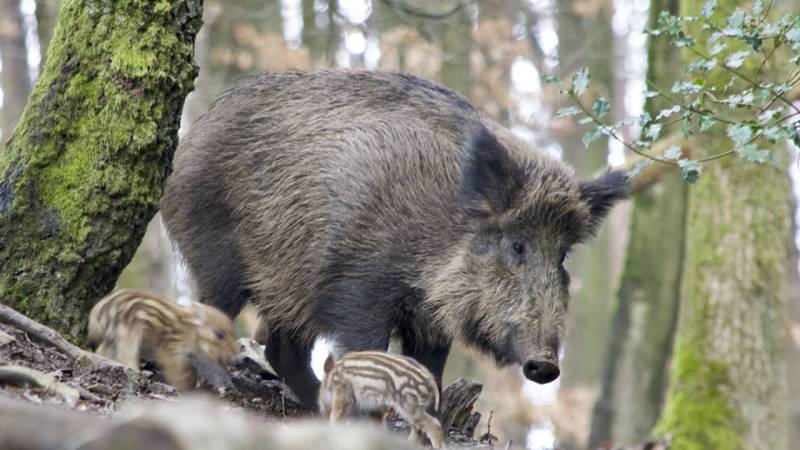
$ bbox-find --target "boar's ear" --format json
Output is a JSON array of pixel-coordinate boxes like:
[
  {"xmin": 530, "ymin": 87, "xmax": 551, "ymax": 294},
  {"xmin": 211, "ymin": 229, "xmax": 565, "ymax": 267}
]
[
  {"xmin": 323, "ymin": 354, "xmax": 335, "ymax": 375},
  {"xmin": 462, "ymin": 127, "xmax": 524, "ymax": 216},
  {"xmin": 579, "ymin": 170, "xmax": 630, "ymax": 231}
]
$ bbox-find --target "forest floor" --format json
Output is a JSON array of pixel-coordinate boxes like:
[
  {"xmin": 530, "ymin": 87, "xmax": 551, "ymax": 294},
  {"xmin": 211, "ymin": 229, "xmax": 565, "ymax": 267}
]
[{"xmin": 0, "ymin": 311, "xmax": 495, "ymax": 449}]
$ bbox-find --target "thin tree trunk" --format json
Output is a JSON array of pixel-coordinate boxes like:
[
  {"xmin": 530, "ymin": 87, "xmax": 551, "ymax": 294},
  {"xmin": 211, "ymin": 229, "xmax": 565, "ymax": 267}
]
[
  {"xmin": 35, "ymin": 0, "xmax": 60, "ymax": 61},
  {"xmin": 0, "ymin": 0, "xmax": 204, "ymax": 344},
  {"xmin": 0, "ymin": 0, "xmax": 31, "ymax": 149},
  {"xmin": 655, "ymin": 2, "xmax": 790, "ymax": 448},
  {"xmin": 587, "ymin": 0, "xmax": 685, "ymax": 446},
  {"xmin": 556, "ymin": 0, "xmax": 616, "ymax": 389}
]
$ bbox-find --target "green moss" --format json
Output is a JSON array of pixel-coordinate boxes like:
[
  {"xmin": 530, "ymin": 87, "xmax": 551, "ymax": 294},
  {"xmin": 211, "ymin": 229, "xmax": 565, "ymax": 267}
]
[
  {"xmin": 0, "ymin": 0, "xmax": 202, "ymax": 342},
  {"xmin": 655, "ymin": 342, "xmax": 744, "ymax": 450}
]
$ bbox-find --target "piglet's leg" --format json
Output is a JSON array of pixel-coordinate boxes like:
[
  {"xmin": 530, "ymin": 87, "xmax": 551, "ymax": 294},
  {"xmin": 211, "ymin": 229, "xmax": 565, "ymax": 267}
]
[
  {"xmin": 329, "ymin": 386, "xmax": 352, "ymax": 424},
  {"xmin": 412, "ymin": 410, "xmax": 445, "ymax": 449}
]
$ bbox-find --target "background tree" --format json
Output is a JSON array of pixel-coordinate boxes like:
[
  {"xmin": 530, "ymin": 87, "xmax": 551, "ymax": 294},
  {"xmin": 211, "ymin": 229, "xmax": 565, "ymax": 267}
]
[
  {"xmin": 0, "ymin": 0, "xmax": 31, "ymax": 150},
  {"xmin": 0, "ymin": 0, "xmax": 204, "ymax": 343},
  {"xmin": 588, "ymin": 0, "xmax": 687, "ymax": 445}
]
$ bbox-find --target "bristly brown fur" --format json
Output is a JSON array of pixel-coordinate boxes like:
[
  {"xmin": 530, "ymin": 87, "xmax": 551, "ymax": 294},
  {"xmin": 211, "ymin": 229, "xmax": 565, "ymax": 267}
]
[
  {"xmin": 161, "ymin": 70, "xmax": 629, "ymax": 407},
  {"xmin": 88, "ymin": 289, "xmax": 238, "ymax": 389}
]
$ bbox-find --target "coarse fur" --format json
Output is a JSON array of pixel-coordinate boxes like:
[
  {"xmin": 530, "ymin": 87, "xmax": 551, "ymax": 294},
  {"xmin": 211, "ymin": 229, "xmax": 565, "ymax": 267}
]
[
  {"xmin": 88, "ymin": 289, "xmax": 238, "ymax": 389},
  {"xmin": 319, "ymin": 351, "xmax": 444, "ymax": 448},
  {"xmin": 160, "ymin": 70, "xmax": 629, "ymax": 407}
]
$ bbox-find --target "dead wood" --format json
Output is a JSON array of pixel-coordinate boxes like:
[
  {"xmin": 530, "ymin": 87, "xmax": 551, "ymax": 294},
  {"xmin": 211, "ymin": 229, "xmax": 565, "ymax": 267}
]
[
  {"xmin": 0, "ymin": 303, "xmax": 114, "ymax": 367},
  {"xmin": 440, "ymin": 377, "xmax": 483, "ymax": 437}
]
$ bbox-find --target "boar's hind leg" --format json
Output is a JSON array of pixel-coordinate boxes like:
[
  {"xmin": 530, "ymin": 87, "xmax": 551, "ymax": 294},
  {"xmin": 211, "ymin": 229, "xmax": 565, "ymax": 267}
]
[{"xmin": 263, "ymin": 329, "xmax": 320, "ymax": 410}]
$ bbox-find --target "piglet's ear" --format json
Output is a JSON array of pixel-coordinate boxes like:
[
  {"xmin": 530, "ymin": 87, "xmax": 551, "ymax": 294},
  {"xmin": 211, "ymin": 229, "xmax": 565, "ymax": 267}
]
[
  {"xmin": 579, "ymin": 170, "xmax": 630, "ymax": 231},
  {"xmin": 323, "ymin": 354, "xmax": 335, "ymax": 375},
  {"xmin": 462, "ymin": 127, "xmax": 524, "ymax": 216}
]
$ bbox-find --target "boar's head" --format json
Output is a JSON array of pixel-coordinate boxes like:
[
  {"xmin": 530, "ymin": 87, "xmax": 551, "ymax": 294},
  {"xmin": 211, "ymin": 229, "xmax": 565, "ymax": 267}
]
[{"xmin": 427, "ymin": 128, "xmax": 628, "ymax": 384}]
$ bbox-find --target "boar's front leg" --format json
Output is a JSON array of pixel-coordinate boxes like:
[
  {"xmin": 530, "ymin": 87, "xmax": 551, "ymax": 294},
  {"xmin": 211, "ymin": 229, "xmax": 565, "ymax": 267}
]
[
  {"xmin": 398, "ymin": 323, "xmax": 451, "ymax": 393},
  {"xmin": 263, "ymin": 329, "xmax": 319, "ymax": 410}
]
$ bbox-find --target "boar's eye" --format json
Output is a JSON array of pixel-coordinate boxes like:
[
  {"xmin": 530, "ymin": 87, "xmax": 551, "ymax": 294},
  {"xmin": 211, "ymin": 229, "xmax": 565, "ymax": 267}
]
[
  {"xmin": 512, "ymin": 242, "xmax": 525, "ymax": 255},
  {"xmin": 213, "ymin": 329, "xmax": 225, "ymax": 340}
]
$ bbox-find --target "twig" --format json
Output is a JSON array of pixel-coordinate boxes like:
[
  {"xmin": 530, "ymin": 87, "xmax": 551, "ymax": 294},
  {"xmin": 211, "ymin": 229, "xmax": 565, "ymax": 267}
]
[{"xmin": 0, "ymin": 304, "xmax": 117, "ymax": 368}]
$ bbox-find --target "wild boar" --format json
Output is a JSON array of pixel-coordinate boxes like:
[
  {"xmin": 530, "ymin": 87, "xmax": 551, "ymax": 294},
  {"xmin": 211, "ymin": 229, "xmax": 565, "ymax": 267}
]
[
  {"xmin": 88, "ymin": 289, "xmax": 238, "ymax": 389},
  {"xmin": 319, "ymin": 351, "xmax": 444, "ymax": 448},
  {"xmin": 160, "ymin": 70, "xmax": 628, "ymax": 408}
]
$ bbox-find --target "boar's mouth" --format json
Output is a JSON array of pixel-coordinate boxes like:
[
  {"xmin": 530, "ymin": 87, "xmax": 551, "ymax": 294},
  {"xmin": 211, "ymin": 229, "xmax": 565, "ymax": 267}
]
[{"xmin": 459, "ymin": 316, "xmax": 521, "ymax": 366}]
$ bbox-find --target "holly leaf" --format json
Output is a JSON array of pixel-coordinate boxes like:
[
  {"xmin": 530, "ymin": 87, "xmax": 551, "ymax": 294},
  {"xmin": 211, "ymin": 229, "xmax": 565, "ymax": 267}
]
[
  {"xmin": 556, "ymin": 106, "xmax": 582, "ymax": 118},
  {"xmin": 724, "ymin": 50, "xmax": 750, "ymax": 69},
  {"xmin": 627, "ymin": 160, "xmax": 653, "ymax": 178},
  {"xmin": 644, "ymin": 123, "xmax": 663, "ymax": 141},
  {"xmin": 582, "ymin": 127, "xmax": 602, "ymax": 147},
  {"xmin": 678, "ymin": 159, "xmax": 702, "ymax": 182},
  {"xmin": 571, "ymin": 68, "xmax": 591, "ymax": 96},
  {"xmin": 664, "ymin": 145, "xmax": 683, "ymax": 160},
  {"xmin": 702, "ymin": 0, "xmax": 717, "ymax": 18},
  {"xmin": 727, "ymin": 124, "xmax": 753, "ymax": 146},
  {"xmin": 656, "ymin": 105, "xmax": 681, "ymax": 120},
  {"xmin": 699, "ymin": 115, "xmax": 717, "ymax": 131},
  {"xmin": 592, "ymin": 97, "xmax": 611, "ymax": 118},
  {"xmin": 737, "ymin": 144, "xmax": 770, "ymax": 163}
]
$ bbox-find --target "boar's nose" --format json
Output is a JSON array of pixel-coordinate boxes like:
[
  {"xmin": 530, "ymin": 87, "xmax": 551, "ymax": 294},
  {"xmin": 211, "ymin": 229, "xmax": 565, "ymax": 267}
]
[{"xmin": 523, "ymin": 360, "xmax": 560, "ymax": 384}]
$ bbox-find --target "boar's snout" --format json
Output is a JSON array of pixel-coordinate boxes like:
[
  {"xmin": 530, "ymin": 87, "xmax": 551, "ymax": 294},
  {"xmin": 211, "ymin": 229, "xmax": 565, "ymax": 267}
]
[{"xmin": 523, "ymin": 359, "xmax": 560, "ymax": 384}]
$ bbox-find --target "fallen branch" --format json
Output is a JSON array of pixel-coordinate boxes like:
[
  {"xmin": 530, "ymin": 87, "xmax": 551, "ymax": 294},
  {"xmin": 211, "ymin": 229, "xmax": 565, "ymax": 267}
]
[
  {"xmin": 0, "ymin": 303, "xmax": 120, "ymax": 368},
  {"xmin": 0, "ymin": 365, "xmax": 80, "ymax": 405}
]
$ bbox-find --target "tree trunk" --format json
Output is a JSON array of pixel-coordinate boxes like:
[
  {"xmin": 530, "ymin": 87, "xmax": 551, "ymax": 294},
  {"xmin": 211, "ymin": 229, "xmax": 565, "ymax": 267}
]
[
  {"xmin": 35, "ymin": 0, "xmax": 60, "ymax": 62},
  {"xmin": 588, "ymin": 0, "xmax": 686, "ymax": 446},
  {"xmin": 0, "ymin": 0, "xmax": 31, "ymax": 150},
  {"xmin": 556, "ymin": 0, "xmax": 616, "ymax": 389},
  {"xmin": 0, "ymin": 0, "xmax": 204, "ymax": 344},
  {"xmin": 655, "ymin": 2, "xmax": 790, "ymax": 448}
]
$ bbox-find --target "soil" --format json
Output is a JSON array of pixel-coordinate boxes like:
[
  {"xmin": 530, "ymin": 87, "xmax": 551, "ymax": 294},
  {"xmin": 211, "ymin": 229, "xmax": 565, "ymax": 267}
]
[{"xmin": 0, "ymin": 319, "xmax": 483, "ymax": 447}]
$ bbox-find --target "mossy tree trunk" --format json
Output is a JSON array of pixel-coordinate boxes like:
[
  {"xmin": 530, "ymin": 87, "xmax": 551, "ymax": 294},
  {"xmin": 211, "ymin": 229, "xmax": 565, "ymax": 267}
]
[
  {"xmin": 0, "ymin": 0, "xmax": 204, "ymax": 344},
  {"xmin": 588, "ymin": 0, "xmax": 686, "ymax": 446},
  {"xmin": 655, "ymin": 1, "xmax": 790, "ymax": 448}
]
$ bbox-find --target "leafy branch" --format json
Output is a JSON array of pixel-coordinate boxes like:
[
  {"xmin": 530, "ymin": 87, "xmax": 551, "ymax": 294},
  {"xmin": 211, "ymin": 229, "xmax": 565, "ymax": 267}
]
[{"xmin": 547, "ymin": 2, "xmax": 800, "ymax": 182}]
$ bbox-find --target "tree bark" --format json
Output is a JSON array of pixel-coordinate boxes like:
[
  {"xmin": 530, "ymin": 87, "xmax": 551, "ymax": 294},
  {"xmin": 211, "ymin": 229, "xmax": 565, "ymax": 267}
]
[
  {"xmin": 0, "ymin": 0, "xmax": 204, "ymax": 344},
  {"xmin": 588, "ymin": 0, "xmax": 685, "ymax": 446},
  {"xmin": 0, "ymin": 0, "xmax": 31, "ymax": 150},
  {"xmin": 655, "ymin": 1, "xmax": 790, "ymax": 448}
]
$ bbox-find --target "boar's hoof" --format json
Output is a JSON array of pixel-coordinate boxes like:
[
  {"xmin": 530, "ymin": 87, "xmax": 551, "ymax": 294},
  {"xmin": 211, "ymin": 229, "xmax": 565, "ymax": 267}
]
[{"xmin": 523, "ymin": 360, "xmax": 560, "ymax": 384}]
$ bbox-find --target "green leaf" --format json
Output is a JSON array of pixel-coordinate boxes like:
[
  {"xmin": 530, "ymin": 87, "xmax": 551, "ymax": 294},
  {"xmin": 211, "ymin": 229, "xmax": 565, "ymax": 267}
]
[
  {"xmin": 727, "ymin": 124, "xmax": 753, "ymax": 147},
  {"xmin": 726, "ymin": 9, "xmax": 746, "ymax": 30},
  {"xmin": 643, "ymin": 90, "xmax": 660, "ymax": 98},
  {"xmin": 752, "ymin": 0, "xmax": 763, "ymax": 15},
  {"xmin": 578, "ymin": 116, "xmax": 594, "ymax": 125},
  {"xmin": 724, "ymin": 50, "xmax": 750, "ymax": 69},
  {"xmin": 582, "ymin": 127, "xmax": 602, "ymax": 147},
  {"xmin": 555, "ymin": 106, "xmax": 582, "ymax": 118},
  {"xmin": 672, "ymin": 80, "xmax": 703, "ymax": 94},
  {"xmin": 664, "ymin": 145, "xmax": 683, "ymax": 160},
  {"xmin": 644, "ymin": 123, "xmax": 663, "ymax": 141},
  {"xmin": 762, "ymin": 125, "xmax": 794, "ymax": 142},
  {"xmin": 757, "ymin": 107, "xmax": 784, "ymax": 124},
  {"xmin": 656, "ymin": 105, "xmax": 681, "ymax": 120},
  {"xmin": 709, "ymin": 42, "xmax": 726, "ymax": 55},
  {"xmin": 544, "ymin": 75, "xmax": 560, "ymax": 85},
  {"xmin": 737, "ymin": 144, "xmax": 770, "ymax": 163},
  {"xmin": 682, "ymin": 114, "xmax": 694, "ymax": 138},
  {"xmin": 786, "ymin": 26, "xmax": 800, "ymax": 50},
  {"xmin": 702, "ymin": 0, "xmax": 717, "ymax": 18},
  {"xmin": 699, "ymin": 115, "xmax": 717, "ymax": 131},
  {"xmin": 627, "ymin": 160, "xmax": 653, "ymax": 178},
  {"xmin": 571, "ymin": 68, "xmax": 591, "ymax": 96},
  {"xmin": 678, "ymin": 159, "xmax": 702, "ymax": 182},
  {"xmin": 591, "ymin": 97, "xmax": 611, "ymax": 118}
]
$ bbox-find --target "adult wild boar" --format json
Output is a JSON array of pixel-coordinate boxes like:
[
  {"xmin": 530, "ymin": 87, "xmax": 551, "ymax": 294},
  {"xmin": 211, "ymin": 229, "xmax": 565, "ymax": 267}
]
[{"xmin": 161, "ymin": 71, "xmax": 628, "ymax": 409}]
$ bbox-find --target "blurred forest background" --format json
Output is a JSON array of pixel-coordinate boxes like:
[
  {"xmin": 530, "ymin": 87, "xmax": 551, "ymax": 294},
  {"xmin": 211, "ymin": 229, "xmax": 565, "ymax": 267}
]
[{"xmin": 1, "ymin": 0, "xmax": 798, "ymax": 449}]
